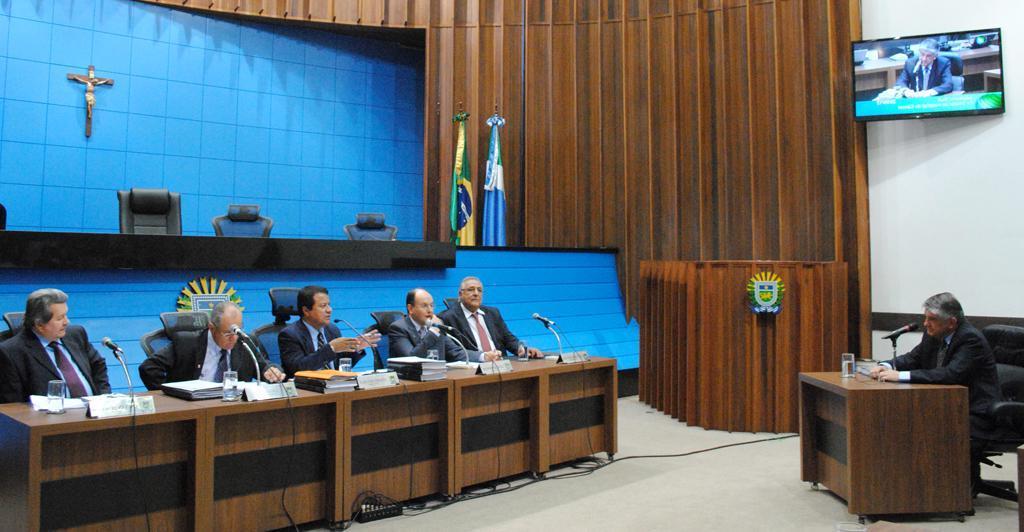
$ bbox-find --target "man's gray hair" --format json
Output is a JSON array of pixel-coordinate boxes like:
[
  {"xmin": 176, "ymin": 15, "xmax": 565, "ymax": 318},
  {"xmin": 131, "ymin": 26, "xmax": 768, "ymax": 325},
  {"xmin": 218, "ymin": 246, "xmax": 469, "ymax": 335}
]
[
  {"xmin": 209, "ymin": 301, "xmax": 240, "ymax": 328},
  {"xmin": 24, "ymin": 288, "xmax": 69, "ymax": 328},
  {"xmin": 459, "ymin": 276, "xmax": 482, "ymax": 290},
  {"xmin": 922, "ymin": 292, "xmax": 964, "ymax": 322},
  {"xmin": 918, "ymin": 38, "xmax": 940, "ymax": 55}
]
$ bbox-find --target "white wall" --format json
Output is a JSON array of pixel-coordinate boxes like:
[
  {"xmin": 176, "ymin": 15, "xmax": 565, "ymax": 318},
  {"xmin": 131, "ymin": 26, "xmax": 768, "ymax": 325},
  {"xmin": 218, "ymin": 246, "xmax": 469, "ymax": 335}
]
[{"xmin": 863, "ymin": 0, "xmax": 1024, "ymax": 357}]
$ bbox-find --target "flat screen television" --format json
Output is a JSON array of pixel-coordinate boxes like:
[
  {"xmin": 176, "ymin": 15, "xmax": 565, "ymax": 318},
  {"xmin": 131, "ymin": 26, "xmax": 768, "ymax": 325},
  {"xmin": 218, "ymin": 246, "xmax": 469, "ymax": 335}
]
[{"xmin": 852, "ymin": 28, "xmax": 1005, "ymax": 121}]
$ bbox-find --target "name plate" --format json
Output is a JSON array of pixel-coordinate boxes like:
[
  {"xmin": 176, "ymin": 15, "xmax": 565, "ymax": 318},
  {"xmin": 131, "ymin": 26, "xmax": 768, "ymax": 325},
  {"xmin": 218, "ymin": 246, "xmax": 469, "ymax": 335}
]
[
  {"xmin": 557, "ymin": 351, "xmax": 590, "ymax": 364},
  {"xmin": 86, "ymin": 395, "xmax": 156, "ymax": 418},
  {"xmin": 477, "ymin": 359, "xmax": 514, "ymax": 375},
  {"xmin": 243, "ymin": 382, "xmax": 298, "ymax": 401},
  {"xmin": 357, "ymin": 371, "xmax": 400, "ymax": 390}
]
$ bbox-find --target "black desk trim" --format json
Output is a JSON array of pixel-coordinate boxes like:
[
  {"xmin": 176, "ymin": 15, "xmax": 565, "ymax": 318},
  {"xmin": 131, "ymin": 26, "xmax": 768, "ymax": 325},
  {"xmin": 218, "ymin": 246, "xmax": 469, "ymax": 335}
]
[{"xmin": 0, "ymin": 231, "xmax": 454, "ymax": 270}]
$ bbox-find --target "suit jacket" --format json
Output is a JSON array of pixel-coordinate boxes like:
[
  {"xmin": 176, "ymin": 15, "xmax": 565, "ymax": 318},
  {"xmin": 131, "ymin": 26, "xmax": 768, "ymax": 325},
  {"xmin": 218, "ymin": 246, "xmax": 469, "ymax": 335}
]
[
  {"xmin": 278, "ymin": 320, "xmax": 366, "ymax": 376},
  {"xmin": 138, "ymin": 329, "xmax": 278, "ymax": 391},
  {"xmin": 889, "ymin": 320, "xmax": 1006, "ymax": 440},
  {"xmin": 438, "ymin": 304, "xmax": 525, "ymax": 358},
  {"xmin": 387, "ymin": 316, "xmax": 466, "ymax": 363},
  {"xmin": 896, "ymin": 55, "xmax": 953, "ymax": 95},
  {"xmin": 0, "ymin": 326, "xmax": 111, "ymax": 403}
]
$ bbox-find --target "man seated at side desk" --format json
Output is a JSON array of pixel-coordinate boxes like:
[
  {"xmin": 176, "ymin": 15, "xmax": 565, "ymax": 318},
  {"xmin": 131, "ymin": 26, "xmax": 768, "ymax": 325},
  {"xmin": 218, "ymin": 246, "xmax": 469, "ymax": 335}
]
[
  {"xmin": 388, "ymin": 288, "xmax": 468, "ymax": 362},
  {"xmin": 0, "ymin": 288, "xmax": 111, "ymax": 402},
  {"xmin": 438, "ymin": 276, "xmax": 543, "ymax": 361},
  {"xmin": 139, "ymin": 301, "xmax": 285, "ymax": 389},
  {"xmin": 278, "ymin": 285, "xmax": 380, "ymax": 376},
  {"xmin": 869, "ymin": 292, "xmax": 1016, "ymax": 487}
]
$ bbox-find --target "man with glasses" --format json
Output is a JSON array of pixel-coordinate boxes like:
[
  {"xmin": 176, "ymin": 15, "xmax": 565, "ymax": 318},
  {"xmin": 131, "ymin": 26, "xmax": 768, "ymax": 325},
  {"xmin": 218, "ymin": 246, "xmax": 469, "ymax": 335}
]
[
  {"xmin": 139, "ymin": 301, "xmax": 284, "ymax": 389},
  {"xmin": 895, "ymin": 38, "xmax": 954, "ymax": 98},
  {"xmin": 439, "ymin": 276, "xmax": 543, "ymax": 361}
]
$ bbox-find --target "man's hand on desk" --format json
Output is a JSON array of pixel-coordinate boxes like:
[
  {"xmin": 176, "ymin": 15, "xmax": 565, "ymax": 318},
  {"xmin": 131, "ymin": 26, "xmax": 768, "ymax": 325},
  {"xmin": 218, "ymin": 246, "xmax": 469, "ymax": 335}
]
[
  {"xmin": 263, "ymin": 366, "xmax": 286, "ymax": 383},
  {"xmin": 874, "ymin": 369, "xmax": 900, "ymax": 382},
  {"xmin": 482, "ymin": 350, "xmax": 503, "ymax": 362}
]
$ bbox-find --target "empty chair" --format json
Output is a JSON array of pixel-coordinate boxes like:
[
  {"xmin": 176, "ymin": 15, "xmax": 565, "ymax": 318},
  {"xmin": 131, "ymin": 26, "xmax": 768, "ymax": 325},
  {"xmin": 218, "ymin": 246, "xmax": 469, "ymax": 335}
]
[
  {"xmin": 212, "ymin": 204, "xmax": 274, "ymax": 238},
  {"xmin": 369, "ymin": 310, "xmax": 405, "ymax": 367},
  {"xmin": 117, "ymin": 188, "xmax": 182, "ymax": 235},
  {"xmin": 251, "ymin": 288, "xmax": 301, "ymax": 366},
  {"xmin": 443, "ymin": 297, "xmax": 459, "ymax": 311},
  {"xmin": 344, "ymin": 213, "xmax": 397, "ymax": 241}
]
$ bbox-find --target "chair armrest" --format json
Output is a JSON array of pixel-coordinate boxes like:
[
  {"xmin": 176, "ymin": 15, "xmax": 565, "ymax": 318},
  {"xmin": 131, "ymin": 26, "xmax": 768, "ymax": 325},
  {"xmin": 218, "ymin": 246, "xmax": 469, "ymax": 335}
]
[{"xmin": 990, "ymin": 401, "xmax": 1024, "ymax": 435}]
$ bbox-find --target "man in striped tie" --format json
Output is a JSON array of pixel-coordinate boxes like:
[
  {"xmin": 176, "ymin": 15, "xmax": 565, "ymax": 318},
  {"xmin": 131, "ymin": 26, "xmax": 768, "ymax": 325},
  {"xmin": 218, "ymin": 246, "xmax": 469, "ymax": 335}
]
[{"xmin": 0, "ymin": 288, "xmax": 111, "ymax": 403}]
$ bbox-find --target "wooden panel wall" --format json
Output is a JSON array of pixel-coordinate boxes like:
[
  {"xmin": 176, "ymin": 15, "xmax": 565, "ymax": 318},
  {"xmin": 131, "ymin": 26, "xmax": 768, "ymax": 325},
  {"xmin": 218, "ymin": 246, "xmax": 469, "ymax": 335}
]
[
  {"xmin": 137, "ymin": 0, "xmax": 869, "ymax": 351},
  {"xmin": 639, "ymin": 260, "xmax": 848, "ymax": 432}
]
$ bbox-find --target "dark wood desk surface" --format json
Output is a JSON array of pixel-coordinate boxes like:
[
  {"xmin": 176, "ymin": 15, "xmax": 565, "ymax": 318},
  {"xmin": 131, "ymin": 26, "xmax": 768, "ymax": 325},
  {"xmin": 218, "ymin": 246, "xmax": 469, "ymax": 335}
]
[
  {"xmin": 800, "ymin": 372, "xmax": 970, "ymax": 517},
  {"xmin": 0, "ymin": 358, "xmax": 617, "ymax": 531}
]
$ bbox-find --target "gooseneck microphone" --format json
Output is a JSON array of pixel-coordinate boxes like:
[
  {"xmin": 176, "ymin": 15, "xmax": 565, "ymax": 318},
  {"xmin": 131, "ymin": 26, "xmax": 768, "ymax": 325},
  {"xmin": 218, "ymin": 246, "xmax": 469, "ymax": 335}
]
[
  {"xmin": 332, "ymin": 317, "xmax": 384, "ymax": 370},
  {"xmin": 531, "ymin": 313, "xmax": 555, "ymax": 327},
  {"xmin": 882, "ymin": 322, "xmax": 919, "ymax": 340},
  {"xmin": 230, "ymin": 324, "xmax": 262, "ymax": 383},
  {"xmin": 102, "ymin": 336, "xmax": 135, "ymax": 397},
  {"xmin": 102, "ymin": 337, "xmax": 125, "ymax": 357}
]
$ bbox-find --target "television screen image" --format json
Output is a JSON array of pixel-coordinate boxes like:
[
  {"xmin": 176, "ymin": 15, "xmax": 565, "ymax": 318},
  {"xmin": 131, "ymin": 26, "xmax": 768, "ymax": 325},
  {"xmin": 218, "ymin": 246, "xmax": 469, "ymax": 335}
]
[{"xmin": 852, "ymin": 28, "xmax": 1004, "ymax": 121}]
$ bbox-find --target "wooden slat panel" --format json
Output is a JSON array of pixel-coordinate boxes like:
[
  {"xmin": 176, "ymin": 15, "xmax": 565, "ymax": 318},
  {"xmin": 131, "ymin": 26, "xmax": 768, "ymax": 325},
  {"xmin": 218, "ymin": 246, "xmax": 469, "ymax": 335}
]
[
  {"xmin": 599, "ymin": 20, "xmax": 625, "ymax": 254},
  {"xmin": 501, "ymin": 21, "xmax": 526, "ymax": 246},
  {"xmin": 575, "ymin": 21, "xmax": 603, "ymax": 246},
  {"xmin": 748, "ymin": 2, "xmax": 780, "ymax": 259},
  {"xmin": 675, "ymin": 11, "xmax": 701, "ymax": 259},
  {"xmin": 623, "ymin": 17, "xmax": 651, "ymax": 313},
  {"xmin": 525, "ymin": 22, "xmax": 552, "ymax": 245},
  {"xmin": 551, "ymin": 23, "xmax": 578, "ymax": 246},
  {"xmin": 648, "ymin": 13, "xmax": 678, "ymax": 261},
  {"xmin": 775, "ymin": 0, "xmax": 811, "ymax": 260},
  {"xmin": 802, "ymin": 0, "xmax": 836, "ymax": 261}
]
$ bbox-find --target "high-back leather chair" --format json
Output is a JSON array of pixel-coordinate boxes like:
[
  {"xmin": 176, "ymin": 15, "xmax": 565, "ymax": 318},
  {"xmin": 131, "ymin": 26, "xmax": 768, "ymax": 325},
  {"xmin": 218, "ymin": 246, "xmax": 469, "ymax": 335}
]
[
  {"xmin": 0, "ymin": 202, "xmax": 7, "ymax": 230},
  {"xmin": 251, "ymin": 288, "xmax": 301, "ymax": 366},
  {"xmin": 940, "ymin": 52, "xmax": 965, "ymax": 92},
  {"xmin": 117, "ymin": 188, "xmax": 182, "ymax": 235},
  {"xmin": 1, "ymin": 311, "xmax": 24, "ymax": 341},
  {"xmin": 369, "ymin": 310, "xmax": 405, "ymax": 367},
  {"xmin": 344, "ymin": 213, "xmax": 397, "ymax": 241},
  {"xmin": 212, "ymin": 204, "xmax": 274, "ymax": 238},
  {"xmin": 443, "ymin": 298, "xmax": 459, "ymax": 311},
  {"xmin": 975, "ymin": 324, "xmax": 1024, "ymax": 501}
]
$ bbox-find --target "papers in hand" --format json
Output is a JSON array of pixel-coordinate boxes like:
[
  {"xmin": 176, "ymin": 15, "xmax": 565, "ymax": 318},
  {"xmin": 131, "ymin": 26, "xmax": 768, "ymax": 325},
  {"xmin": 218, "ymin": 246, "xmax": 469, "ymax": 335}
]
[{"xmin": 30, "ymin": 395, "xmax": 86, "ymax": 411}]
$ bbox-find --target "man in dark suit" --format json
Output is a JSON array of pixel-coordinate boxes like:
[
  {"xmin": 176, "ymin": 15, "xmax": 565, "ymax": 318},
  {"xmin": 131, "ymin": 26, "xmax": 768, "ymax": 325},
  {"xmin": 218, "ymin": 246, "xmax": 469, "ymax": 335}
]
[
  {"xmin": 388, "ymin": 288, "xmax": 468, "ymax": 362},
  {"xmin": 438, "ymin": 276, "xmax": 543, "ymax": 361},
  {"xmin": 870, "ymin": 292, "xmax": 1014, "ymax": 489},
  {"xmin": 895, "ymin": 38, "xmax": 953, "ymax": 97},
  {"xmin": 139, "ymin": 301, "xmax": 284, "ymax": 390},
  {"xmin": 278, "ymin": 285, "xmax": 380, "ymax": 376},
  {"xmin": 0, "ymin": 288, "xmax": 111, "ymax": 402}
]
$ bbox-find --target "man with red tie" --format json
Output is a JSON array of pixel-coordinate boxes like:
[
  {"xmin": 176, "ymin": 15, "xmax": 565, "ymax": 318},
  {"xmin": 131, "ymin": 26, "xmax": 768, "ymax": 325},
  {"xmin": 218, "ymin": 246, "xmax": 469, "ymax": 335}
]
[
  {"xmin": 438, "ymin": 276, "xmax": 544, "ymax": 361},
  {"xmin": 0, "ymin": 288, "xmax": 111, "ymax": 403}
]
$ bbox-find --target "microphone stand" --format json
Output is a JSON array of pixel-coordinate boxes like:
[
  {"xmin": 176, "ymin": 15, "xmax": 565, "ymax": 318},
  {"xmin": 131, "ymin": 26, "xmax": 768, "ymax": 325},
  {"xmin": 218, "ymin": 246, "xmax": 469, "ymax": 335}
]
[
  {"xmin": 434, "ymin": 323, "xmax": 472, "ymax": 363},
  {"xmin": 541, "ymin": 322, "xmax": 564, "ymax": 358},
  {"xmin": 333, "ymin": 317, "xmax": 382, "ymax": 371}
]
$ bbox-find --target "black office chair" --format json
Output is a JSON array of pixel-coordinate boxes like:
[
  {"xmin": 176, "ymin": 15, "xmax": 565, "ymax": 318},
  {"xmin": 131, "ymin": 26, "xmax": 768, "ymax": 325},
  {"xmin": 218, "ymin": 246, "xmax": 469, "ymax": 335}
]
[
  {"xmin": 1, "ymin": 311, "xmax": 24, "ymax": 341},
  {"xmin": 370, "ymin": 311, "xmax": 405, "ymax": 367},
  {"xmin": 443, "ymin": 298, "xmax": 459, "ymax": 311},
  {"xmin": 140, "ymin": 328, "xmax": 171, "ymax": 359},
  {"xmin": 344, "ymin": 213, "xmax": 397, "ymax": 241},
  {"xmin": 940, "ymin": 52, "xmax": 965, "ymax": 92},
  {"xmin": 212, "ymin": 204, "xmax": 274, "ymax": 238},
  {"xmin": 160, "ymin": 310, "xmax": 209, "ymax": 334},
  {"xmin": 117, "ymin": 188, "xmax": 182, "ymax": 235},
  {"xmin": 975, "ymin": 325, "xmax": 1024, "ymax": 501},
  {"xmin": 0, "ymin": 202, "xmax": 7, "ymax": 230},
  {"xmin": 251, "ymin": 287, "xmax": 301, "ymax": 367}
]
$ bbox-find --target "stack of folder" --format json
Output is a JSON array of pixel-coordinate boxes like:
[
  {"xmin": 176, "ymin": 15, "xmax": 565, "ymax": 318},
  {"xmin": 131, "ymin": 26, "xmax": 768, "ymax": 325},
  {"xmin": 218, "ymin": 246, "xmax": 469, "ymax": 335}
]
[
  {"xmin": 293, "ymin": 369, "xmax": 359, "ymax": 393},
  {"xmin": 161, "ymin": 379, "xmax": 224, "ymax": 400},
  {"xmin": 387, "ymin": 356, "xmax": 448, "ymax": 381}
]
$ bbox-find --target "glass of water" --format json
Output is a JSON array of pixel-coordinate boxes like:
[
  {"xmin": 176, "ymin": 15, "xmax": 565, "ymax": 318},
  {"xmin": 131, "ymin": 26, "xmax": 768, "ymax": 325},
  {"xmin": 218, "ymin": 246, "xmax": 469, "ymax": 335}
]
[
  {"xmin": 47, "ymin": 380, "xmax": 66, "ymax": 414},
  {"xmin": 222, "ymin": 371, "xmax": 241, "ymax": 401},
  {"xmin": 339, "ymin": 357, "xmax": 353, "ymax": 372},
  {"xmin": 841, "ymin": 353, "xmax": 856, "ymax": 378},
  {"xmin": 426, "ymin": 350, "xmax": 440, "ymax": 361}
]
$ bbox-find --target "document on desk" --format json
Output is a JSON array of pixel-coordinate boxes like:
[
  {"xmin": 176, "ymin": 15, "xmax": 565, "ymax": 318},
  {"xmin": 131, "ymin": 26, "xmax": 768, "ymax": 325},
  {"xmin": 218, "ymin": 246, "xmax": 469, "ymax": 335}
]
[
  {"xmin": 446, "ymin": 361, "xmax": 480, "ymax": 371},
  {"xmin": 30, "ymin": 395, "xmax": 86, "ymax": 410}
]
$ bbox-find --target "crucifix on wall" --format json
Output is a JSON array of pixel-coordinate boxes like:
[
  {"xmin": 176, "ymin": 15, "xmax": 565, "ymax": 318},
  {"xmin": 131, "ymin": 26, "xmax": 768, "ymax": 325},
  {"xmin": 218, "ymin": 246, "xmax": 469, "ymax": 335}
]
[{"xmin": 66, "ymin": 65, "xmax": 115, "ymax": 137}]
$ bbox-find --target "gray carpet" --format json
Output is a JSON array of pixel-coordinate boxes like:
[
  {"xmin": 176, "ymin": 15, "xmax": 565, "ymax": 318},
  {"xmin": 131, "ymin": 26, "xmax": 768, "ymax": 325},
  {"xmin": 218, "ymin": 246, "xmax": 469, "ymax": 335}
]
[{"xmin": 327, "ymin": 397, "xmax": 1018, "ymax": 531}]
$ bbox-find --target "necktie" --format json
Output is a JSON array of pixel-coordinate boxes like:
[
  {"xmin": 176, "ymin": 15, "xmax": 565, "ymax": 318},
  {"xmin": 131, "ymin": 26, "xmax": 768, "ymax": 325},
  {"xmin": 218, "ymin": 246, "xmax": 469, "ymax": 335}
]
[
  {"xmin": 472, "ymin": 313, "xmax": 494, "ymax": 352},
  {"xmin": 213, "ymin": 348, "xmax": 228, "ymax": 382},
  {"xmin": 935, "ymin": 343, "xmax": 949, "ymax": 368},
  {"xmin": 50, "ymin": 342, "xmax": 87, "ymax": 398},
  {"xmin": 317, "ymin": 330, "xmax": 326, "ymax": 351}
]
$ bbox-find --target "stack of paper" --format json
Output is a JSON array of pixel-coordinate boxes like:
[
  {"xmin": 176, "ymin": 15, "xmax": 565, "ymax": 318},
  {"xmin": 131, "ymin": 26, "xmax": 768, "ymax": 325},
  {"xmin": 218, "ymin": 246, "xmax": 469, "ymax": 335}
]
[{"xmin": 388, "ymin": 356, "xmax": 448, "ymax": 381}]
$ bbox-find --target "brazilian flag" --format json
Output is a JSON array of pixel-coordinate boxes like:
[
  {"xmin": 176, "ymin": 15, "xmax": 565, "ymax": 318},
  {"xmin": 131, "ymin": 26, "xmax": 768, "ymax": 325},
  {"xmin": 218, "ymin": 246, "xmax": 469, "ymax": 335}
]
[{"xmin": 450, "ymin": 111, "xmax": 475, "ymax": 245}]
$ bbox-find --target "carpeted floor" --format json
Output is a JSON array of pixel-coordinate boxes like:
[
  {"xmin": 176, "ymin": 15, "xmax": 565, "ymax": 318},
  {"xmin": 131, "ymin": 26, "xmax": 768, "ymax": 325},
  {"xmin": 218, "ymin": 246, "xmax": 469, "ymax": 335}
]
[{"xmin": 316, "ymin": 397, "xmax": 1018, "ymax": 531}]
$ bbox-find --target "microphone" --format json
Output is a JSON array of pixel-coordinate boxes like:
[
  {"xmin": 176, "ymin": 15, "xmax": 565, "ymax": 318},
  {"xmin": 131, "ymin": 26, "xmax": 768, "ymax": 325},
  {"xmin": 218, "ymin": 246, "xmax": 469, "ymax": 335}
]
[
  {"xmin": 532, "ymin": 313, "xmax": 555, "ymax": 327},
  {"xmin": 101, "ymin": 336, "xmax": 124, "ymax": 357},
  {"xmin": 229, "ymin": 324, "xmax": 262, "ymax": 383},
  {"xmin": 432, "ymin": 322, "xmax": 457, "ymax": 333},
  {"xmin": 913, "ymin": 58, "xmax": 923, "ymax": 91},
  {"xmin": 333, "ymin": 317, "xmax": 383, "ymax": 370},
  {"xmin": 230, "ymin": 324, "xmax": 253, "ymax": 341},
  {"xmin": 882, "ymin": 322, "xmax": 919, "ymax": 340}
]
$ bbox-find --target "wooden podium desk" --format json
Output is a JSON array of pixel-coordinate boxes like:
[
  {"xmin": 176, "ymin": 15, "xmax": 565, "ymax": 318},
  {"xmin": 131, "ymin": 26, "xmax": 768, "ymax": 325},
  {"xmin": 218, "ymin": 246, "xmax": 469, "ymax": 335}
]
[
  {"xmin": 799, "ymin": 373, "xmax": 971, "ymax": 519},
  {"xmin": 0, "ymin": 359, "xmax": 616, "ymax": 531},
  {"xmin": 448, "ymin": 358, "xmax": 617, "ymax": 492}
]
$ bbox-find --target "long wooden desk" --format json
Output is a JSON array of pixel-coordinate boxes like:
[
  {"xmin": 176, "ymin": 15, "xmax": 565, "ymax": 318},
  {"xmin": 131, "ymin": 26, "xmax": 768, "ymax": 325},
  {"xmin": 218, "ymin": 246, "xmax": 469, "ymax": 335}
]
[
  {"xmin": 0, "ymin": 358, "xmax": 616, "ymax": 531},
  {"xmin": 799, "ymin": 372, "xmax": 971, "ymax": 519}
]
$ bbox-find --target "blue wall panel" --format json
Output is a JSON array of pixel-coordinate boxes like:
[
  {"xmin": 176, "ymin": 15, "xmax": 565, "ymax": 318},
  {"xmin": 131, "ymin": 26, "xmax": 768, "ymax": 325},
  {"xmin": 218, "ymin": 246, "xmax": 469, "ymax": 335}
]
[
  {"xmin": 0, "ymin": 250, "xmax": 639, "ymax": 393},
  {"xmin": 0, "ymin": 0, "xmax": 424, "ymax": 240}
]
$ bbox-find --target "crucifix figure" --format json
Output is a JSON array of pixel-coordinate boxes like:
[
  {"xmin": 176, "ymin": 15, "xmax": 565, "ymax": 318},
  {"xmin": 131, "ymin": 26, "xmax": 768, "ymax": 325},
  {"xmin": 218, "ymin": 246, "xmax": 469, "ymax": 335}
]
[{"xmin": 66, "ymin": 65, "xmax": 115, "ymax": 137}]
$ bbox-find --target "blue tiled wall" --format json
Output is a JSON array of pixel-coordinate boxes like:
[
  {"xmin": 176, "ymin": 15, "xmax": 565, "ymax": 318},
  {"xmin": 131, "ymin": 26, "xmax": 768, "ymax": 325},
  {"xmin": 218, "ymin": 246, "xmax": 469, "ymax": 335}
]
[
  {"xmin": 0, "ymin": 0, "xmax": 424, "ymax": 239},
  {"xmin": 0, "ymin": 249, "xmax": 639, "ymax": 393}
]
